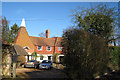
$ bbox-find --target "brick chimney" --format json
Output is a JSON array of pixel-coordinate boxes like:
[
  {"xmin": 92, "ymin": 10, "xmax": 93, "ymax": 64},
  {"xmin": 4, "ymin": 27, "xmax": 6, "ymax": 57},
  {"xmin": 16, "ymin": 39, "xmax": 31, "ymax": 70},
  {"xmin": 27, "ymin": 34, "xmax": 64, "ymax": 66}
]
[{"xmin": 46, "ymin": 30, "xmax": 50, "ymax": 38}]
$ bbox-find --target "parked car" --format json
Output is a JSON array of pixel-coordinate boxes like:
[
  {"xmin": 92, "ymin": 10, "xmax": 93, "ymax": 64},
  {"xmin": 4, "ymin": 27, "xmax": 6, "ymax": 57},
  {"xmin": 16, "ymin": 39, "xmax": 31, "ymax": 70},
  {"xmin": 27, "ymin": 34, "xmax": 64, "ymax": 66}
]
[
  {"xmin": 39, "ymin": 60, "xmax": 52, "ymax": 70},
  {"xmin": 24, "ymin": 60, "xmax": 40, "ymax": 68}
]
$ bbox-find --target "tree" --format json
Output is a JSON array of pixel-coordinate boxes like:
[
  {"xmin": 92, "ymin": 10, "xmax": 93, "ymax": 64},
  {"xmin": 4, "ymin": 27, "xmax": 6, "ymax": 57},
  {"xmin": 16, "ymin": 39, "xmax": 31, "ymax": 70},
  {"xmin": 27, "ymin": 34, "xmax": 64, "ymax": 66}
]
[
  {"xmin": 62, "ymin": 28, "xmax": 109, "ymax": 79},
  {"xmin": 2, "ymin": 16, "xmax": 10, "ymax": 42},
  {"xmin": 38, "ymin": 32, "xmax": 46, "ymax": 37},
  {"xmin": 72, "ymin": 4, "xmax": 119, "ymax": 45},
  {"xmin": 0, "ymin": 16, "xmax": 2, "ymax": 38},
  {"xmin": 2, "ymin": 17, "xmax": 20, "ymax": 43},
  {"xmin": 9, "ymin": 23, "xmax": 20, "ymax": 43}
]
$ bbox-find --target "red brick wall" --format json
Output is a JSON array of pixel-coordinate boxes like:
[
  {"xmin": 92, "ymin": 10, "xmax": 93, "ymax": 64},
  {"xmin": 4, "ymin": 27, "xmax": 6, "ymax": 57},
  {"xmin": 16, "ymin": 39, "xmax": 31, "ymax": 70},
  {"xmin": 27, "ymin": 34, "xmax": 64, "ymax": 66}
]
[
  {"xmin": 54, "ymin": 47, "xmax": 62, "ymax": 54},
  {"xmin": 35, "ymin": 46, "xmax": 53, "ymax": 54},
  {"xmin": 35, "ymin": 46, "xmax": 62, "ymax": 54}
]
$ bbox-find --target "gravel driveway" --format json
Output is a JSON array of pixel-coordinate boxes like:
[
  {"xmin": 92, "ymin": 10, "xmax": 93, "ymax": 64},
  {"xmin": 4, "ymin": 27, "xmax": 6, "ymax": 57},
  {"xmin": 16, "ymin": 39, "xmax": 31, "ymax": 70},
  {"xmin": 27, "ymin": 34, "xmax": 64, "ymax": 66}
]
[{"xmin": 16, "ymin": 67, "xmax": 67, "ymax": 78}]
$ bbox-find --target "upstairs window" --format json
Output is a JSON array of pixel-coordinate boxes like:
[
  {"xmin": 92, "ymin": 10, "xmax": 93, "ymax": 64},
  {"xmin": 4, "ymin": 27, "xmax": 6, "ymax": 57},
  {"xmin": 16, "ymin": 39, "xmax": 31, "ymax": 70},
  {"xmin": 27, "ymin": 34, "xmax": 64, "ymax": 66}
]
[
  {"xmin": 37, "ymin": 46, "xmax": 42, "ymax": 50},
  {"xmin": 58, "ymin": 47, "xmax": 62, "ymax": 51},
  {"xmin": 47, "ymin": 46, "xmax": 51, "ymax": 51}
]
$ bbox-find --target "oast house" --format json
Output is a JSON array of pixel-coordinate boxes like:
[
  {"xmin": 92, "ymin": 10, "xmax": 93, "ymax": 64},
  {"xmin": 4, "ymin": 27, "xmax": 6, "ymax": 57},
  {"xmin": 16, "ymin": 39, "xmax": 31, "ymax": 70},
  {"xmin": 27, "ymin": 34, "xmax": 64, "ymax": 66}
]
[{"xmin": 14, "ymin": 18, "xmax": 64, "ymax": 63}]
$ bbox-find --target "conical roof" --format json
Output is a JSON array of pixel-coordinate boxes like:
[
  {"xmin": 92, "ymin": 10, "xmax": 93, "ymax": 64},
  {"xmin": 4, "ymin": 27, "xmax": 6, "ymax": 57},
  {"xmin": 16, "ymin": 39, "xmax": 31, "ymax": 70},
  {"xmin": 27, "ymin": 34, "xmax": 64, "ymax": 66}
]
[
  {"xmin": 20, "ymin": 18, "xmax": 25, "ymax": 27},
  {"xmin": 14, "ymin": 18, "xmax": 35, "ymax": 54}
]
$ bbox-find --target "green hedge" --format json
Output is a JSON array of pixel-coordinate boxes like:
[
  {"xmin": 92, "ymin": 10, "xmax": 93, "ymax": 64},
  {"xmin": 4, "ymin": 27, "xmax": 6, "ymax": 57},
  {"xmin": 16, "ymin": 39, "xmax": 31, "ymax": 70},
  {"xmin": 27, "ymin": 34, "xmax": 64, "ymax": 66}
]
[
  {"xmin": 109, "ymin": 46, "xmax": 120, "ymax": 70},
  {"xmin": 62, "ymin": 29, "xmax": 109, "ymax": 79}
]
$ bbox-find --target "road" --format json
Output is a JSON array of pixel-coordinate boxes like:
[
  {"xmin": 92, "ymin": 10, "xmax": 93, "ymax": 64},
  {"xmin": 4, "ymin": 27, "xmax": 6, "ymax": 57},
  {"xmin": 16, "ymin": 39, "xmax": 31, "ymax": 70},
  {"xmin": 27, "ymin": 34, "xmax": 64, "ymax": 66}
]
[{"xmin": 16, "ymin": 67, "xmax": 67, "ymax": 78}]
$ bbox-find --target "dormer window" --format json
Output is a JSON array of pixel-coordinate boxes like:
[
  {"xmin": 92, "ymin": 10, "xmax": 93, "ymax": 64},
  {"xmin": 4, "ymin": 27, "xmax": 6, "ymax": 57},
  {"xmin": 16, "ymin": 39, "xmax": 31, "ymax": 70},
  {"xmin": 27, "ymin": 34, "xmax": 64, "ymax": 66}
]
[
  {"xmin": 37, "ymin": 46, "xmax": 42, "ymax": 50},
  {"xmin": 24, "ymin": 46, "xmax": 30, "ymax": 50},
  {"xmin": 47, "ymin": 46, "xmax": 51, "ymax": 51}
]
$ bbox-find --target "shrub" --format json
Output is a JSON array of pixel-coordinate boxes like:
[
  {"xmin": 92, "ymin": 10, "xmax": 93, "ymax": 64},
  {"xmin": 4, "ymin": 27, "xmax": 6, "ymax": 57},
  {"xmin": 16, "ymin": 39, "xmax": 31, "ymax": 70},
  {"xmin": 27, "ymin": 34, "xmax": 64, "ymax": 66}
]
[
  {"xmin": 109, "ymin": 46, "xmax": 120, "ymax": 70},
  {"xmin": 62, "ymin": 29, "xmax": 109, "ymax": 80},
  {"xmin": 53, "ymin": 53, "xmax": 59, "ymax": 63},
  {"xmin": 17, "ymin": 55, "xmax": 26, "ymax": 67},
  {"xmin": 32, "ymin": 52, "xmax": 37, "ymax": 60}
]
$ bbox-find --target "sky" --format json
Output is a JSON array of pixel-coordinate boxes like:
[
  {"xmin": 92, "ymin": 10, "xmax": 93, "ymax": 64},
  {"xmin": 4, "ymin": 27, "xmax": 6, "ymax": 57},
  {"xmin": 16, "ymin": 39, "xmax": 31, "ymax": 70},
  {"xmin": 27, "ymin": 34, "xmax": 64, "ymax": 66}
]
[{"xmin": 2, "ymin": 2, "xmax": 118, "ymax": 37}]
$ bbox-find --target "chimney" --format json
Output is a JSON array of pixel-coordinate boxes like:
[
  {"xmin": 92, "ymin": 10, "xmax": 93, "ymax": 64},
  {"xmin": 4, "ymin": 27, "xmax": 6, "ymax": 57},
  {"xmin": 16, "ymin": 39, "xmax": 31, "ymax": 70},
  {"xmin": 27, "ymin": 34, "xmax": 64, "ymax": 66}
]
[{"xmin": 46, "ymin": 30, "xmax": 50, "ymax": 38}]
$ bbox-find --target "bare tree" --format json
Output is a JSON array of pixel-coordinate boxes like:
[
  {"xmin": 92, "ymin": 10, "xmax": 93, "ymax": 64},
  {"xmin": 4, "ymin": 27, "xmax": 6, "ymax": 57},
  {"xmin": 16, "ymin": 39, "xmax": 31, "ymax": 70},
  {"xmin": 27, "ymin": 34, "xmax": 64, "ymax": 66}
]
[{"xmin": 38, "ymin": 32, "xmax": 46, "ymax": 37}]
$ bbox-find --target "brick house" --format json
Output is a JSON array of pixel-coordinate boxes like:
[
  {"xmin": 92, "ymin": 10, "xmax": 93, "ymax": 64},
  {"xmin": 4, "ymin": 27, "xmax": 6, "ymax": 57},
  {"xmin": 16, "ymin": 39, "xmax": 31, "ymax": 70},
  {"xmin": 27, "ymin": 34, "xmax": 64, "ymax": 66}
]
[{"xmin": 14, "ymin": 18, "xmax": 64, "ymax": 62}]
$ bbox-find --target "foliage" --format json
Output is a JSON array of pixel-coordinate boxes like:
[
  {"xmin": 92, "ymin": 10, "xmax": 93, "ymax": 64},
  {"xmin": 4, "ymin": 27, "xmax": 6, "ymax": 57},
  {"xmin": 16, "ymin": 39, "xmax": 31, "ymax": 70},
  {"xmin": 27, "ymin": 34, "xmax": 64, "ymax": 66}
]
[
  {"xmin": 2, "ymin": 16, "xmax": 10, "ymax": 42},
  {"xmin": 9, "ymin": 23, "xmax": 20, "ymax": 43},
  {"xmin": 53, "ymin": 53, "xmax": 60, "ymax": 63},
  {"xmin": 32, "ymin": 52, "xmax": 45, "ymax": 61},
  {"xmin": 17, "ymin": 55, "xmax": 26, "ymax": 67},
  {"xmin": 62, "ymin": 28, "xmax": 109, "ymax": 79},
  {"xmin": 109, "ymin": 46, "xmax": 120, "ymax": 70},
  {"xmin": 32, "ymin": 52, "xmax": 37, "ymax": 60},
  {"xmin": 2, "ymin": 17, "xmax": 20, "ymax": 43},
  {"xmin": 72, "ymin": 4, "xmax": 119, "ymax": 45},
  {"xmin": 1, "ymin": 17, "xmax": 20, "ymax": 77},
  {"xmin": 39, "ymin": 54, "xmax": 44, "ymax": 58}
]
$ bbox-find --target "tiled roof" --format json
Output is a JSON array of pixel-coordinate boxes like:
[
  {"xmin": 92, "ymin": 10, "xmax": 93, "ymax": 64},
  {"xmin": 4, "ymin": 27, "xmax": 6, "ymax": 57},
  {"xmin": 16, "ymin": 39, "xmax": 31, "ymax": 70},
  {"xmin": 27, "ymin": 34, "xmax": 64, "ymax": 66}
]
[
  {"xmin": 14, "ymin": 27, "xmax": 35, "ymax": 50},
  {"xmin": 14, "ymin": 44, "xmax": 28, "ymax": 55},
  {"xmin": 54, "ymin": 37, "xmax": 63, "ymax": 47},
  {"xmin": 29, "ymin": 36, "xmax": 63, "ymax": 47}
]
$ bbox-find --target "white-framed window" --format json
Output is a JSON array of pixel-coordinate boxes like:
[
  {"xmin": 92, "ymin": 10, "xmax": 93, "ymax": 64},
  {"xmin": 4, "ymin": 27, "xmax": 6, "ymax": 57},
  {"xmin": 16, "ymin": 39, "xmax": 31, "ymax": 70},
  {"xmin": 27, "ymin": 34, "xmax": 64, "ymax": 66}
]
[
  {"xmin": 37, "ymin": 46, "xmax": 42, "ymax": 50},
  {"xmin": 58, "ymin": 47, "xmax": 62, "ymax": 51},
  {"xmin": 31, "ymin": 55, "xmax": 35, "ymax": 60},
  {"xmin": 40, "ymin": 56, "xmax": 43, "ymax": 60},
  {"xmin": 47, "ymin": 46, "xmax": 51, "ymax": 51},
  {"xmin": 24, "ymin": 46, "xmax": 30, "ymax": 50}
]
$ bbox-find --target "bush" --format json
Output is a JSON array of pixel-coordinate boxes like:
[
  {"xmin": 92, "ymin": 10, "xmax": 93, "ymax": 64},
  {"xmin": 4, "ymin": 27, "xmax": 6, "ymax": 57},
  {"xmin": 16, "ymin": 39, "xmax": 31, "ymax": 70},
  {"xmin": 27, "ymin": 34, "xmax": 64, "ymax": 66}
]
[
  {"xmin": 53, "ymin": 53, "xmax": 59, "ymax": 63},
  {"xmin": 108, "ymin": 46, "xmax": 120, "ymax": 70},
  {"xmin": 32, "ymin": 52, "xmax": 37, "ymax": 60},
  {"xmin": 62, "ymin": 29, "xmax": 109, "ymax": 80},
  {"xmin": 17, "ymin": 55, "xmax": 26, "ymax": 67}
]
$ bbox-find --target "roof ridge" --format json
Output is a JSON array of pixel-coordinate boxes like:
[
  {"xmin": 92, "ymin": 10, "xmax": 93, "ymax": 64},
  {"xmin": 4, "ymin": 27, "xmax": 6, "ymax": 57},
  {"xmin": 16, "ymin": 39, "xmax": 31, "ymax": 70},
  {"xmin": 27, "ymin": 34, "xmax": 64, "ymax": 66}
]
[{"xmin": 29, "ymin": 36, "xmax": 45, "ymax": 38}]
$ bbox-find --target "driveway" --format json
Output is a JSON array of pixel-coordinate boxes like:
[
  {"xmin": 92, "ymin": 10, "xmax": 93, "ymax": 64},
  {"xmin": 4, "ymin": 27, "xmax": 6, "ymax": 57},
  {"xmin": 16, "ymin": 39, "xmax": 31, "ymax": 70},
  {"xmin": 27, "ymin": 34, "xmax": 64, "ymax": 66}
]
[{"xmin": 16, "ymin": 67, "xmax": 67, "ymax": 78}]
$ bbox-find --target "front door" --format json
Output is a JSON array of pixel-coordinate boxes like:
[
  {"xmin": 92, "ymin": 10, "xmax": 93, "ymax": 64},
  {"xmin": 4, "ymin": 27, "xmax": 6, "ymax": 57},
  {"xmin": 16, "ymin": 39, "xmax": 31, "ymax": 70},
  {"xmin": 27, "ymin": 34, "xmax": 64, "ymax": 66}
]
[{"xmin": 48, "ymin": 56, "xmax": 51, "ymax": 61}]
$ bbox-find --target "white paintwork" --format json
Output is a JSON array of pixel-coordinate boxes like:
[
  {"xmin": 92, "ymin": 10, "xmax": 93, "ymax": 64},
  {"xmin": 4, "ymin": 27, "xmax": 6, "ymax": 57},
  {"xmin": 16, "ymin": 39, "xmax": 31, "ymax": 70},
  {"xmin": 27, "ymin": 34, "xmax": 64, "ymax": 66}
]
[
  {"xmin": 29, "ymin": 56, "xmax": 31, "ymax": 60},
  {"xmin": 37, "ymin": 54, "xmax": 40, "ymax": 56},
  {"xmin": 28, "ymin": 53, "xmax": 31, "ymax": 55},
  {"xmin": 25, "ymin": 56, "xmax": 28, "ymax": 62},
  {"xmin": 36, "ymin": 54, "xmax": 53, "ymax": 62},
  {"xmin": 58, "ymin": 54, "xmax": 64, "ymax": 57},
  {"xmin": 20, "ymin": 18, "xmax": 25, "ymax": 27},
  {"xmin": 25, "ymin": 54, "xmax": 63, "ymax": 63},
  {"xmin": 57, "ymin": 54, "xmax": 64, "ymax": 63}
]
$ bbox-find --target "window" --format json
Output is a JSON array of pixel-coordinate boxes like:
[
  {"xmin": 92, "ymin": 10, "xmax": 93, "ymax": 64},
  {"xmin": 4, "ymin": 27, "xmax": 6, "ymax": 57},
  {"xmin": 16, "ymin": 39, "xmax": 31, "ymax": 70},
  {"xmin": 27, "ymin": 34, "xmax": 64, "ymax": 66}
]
[
  {"xmin": 47, "ymin": 46, "xmax": 51, "ymax": 51},
  {"xmin": 58, "ymin": 47, "xmax": 62, "ymax": 51},
  {"xmin": 37, "ymin": 46, "xmax": 42, "ymax": 50},
  {"xmin": 40, "ymin": 56, "xmax": 43, "ymax": 60},
  {"xmin": 31, "ymin": 55, "xmax": 35, "ymax": 60}
]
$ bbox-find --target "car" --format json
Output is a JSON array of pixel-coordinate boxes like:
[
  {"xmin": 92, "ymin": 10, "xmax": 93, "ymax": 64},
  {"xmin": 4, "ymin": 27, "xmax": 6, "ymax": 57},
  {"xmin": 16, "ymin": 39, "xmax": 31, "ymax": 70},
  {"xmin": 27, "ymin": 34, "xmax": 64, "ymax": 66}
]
[
  {"xmin": 24, "ymin": 60, "xmax": 40, "ymax": 68},
  {"xmin": 39, "ymin": 60, "xmax": 52, "ymax": 70}
]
